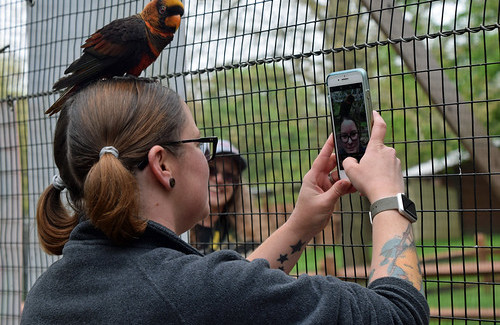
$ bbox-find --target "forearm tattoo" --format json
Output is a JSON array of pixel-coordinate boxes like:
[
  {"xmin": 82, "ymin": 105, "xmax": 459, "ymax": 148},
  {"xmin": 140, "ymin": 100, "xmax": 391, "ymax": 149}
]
[
  {"xmin": 290, "ymin": 240, "xmax": 306, "ymax": 254},
  {"xmin": 276, "ymin": 240, "xmax": 306, "ymax": 271},
  {"xmin": 371, "ymin": 224, "xmax": 423, "ymax": 293}
]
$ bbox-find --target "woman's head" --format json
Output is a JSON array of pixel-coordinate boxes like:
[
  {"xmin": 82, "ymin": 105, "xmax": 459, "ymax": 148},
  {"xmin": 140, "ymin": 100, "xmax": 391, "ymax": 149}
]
[
  {"xmin": 208, "ymin": 140, "xmax": 247, "ymax": 212},
  {"xmin": 37, "ymin": 77, "xmax": 190, "ymax": 254},
  {"xmin": 339, "ymin": 117, "xmax": 360, "ymax": 154},
  {"xmin": 192, "ymin": 139, "xmax": 256, "ymax": 254},
  {"xmin": 209, "ymin": 156, "xmax": 241, "ymax": 210}
]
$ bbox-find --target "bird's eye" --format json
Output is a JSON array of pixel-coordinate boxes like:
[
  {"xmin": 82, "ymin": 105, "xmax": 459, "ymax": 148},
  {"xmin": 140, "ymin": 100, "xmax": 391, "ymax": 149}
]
[{"xmin": 159, "ymin": 5, "xmax": 166, "ymax": 14}]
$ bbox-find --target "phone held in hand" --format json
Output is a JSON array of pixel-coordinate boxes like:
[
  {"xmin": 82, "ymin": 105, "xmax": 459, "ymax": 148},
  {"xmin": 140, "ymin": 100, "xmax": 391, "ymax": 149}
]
[{"xmin": 326, "ymin": 68, "xmax": 373, "ymax": 180}]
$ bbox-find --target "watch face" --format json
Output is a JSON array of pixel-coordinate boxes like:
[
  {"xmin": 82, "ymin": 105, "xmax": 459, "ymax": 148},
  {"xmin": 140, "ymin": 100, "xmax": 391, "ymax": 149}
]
[{"xmin": 401, "ymin": 194, "xmax": 417, "ymax": 220}]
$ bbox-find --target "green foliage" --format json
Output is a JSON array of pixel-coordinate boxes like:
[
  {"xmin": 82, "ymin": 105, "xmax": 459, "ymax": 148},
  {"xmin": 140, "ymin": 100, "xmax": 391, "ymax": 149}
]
[
  {"xmin": 189, "ymin": 0, "xmax": 499, "ymax": 206},
  {"xmin": 428, "ymin": 0, "xmax": 500, "ymax": 137},
  {"xmin": 371, "ymin": 51, "xmax": 463, "ymax": 168},
  {"xmin": 192, "ymin": 64, "xmax": 328, "ymax": 203},
  {"xmin": 368, "ymin": 0, "xmax": 500, "ymax": 168}
]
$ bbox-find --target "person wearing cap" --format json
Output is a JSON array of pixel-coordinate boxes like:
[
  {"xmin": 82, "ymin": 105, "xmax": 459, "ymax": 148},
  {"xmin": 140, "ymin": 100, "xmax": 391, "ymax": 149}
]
[{"xmin": 190, "ymin": 139, "xmax": 256, "ymax": 254}]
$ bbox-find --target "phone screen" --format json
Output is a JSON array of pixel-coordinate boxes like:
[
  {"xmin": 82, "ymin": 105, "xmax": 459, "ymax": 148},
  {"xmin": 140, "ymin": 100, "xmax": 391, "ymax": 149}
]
[{"xmin": 329, "ymin": 82, "xmax": 370, "ymax": 171}]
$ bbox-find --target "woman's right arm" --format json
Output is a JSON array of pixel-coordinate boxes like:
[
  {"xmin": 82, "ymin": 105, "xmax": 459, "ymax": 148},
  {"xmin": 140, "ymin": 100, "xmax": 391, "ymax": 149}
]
[{"xmin": 343, "ymin": 111, "xmax": 423, "ymax": 294}]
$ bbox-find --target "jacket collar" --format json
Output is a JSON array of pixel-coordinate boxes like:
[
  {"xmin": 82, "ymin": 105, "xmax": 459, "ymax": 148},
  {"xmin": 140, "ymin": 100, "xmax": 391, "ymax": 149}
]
[{"xmin": 68, "ymin": 219, "xmax": 203, "ymax": 256}]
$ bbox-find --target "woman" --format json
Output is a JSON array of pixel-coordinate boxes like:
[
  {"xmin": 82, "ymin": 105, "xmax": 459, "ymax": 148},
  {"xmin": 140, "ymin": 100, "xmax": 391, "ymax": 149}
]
[
  {"xmin": 22, "ymin": 77, "xmax": 428, "ymax": 324},
  {"xmin": 191, "ymin": 139, "xmax": 256, "ymax": 254},
  {"xmin": 338, "ymin": 116, "xmax": 366, "ymax": 164}
]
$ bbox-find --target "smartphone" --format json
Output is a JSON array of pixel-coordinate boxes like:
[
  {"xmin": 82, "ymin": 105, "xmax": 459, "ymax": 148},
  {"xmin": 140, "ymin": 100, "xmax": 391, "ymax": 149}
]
[{"xmin": 326, "ymin": 68, "xmax": 373, "ymax": 180}]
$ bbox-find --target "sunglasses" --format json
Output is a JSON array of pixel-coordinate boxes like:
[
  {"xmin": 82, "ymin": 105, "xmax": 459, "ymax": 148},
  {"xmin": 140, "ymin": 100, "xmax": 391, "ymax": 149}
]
[
  {"xmin": 137, "ymin": 136, "xmax": 218, "ymax": 170},
  {"xmin": 209, "ymin": 165, "xmax": 240, "ymax": 184}
]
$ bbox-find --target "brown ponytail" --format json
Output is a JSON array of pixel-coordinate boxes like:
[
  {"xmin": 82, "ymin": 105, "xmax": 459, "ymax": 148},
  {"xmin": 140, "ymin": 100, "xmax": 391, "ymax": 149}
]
[
  {"xmin": 36, "ymin": 184, "xmax": 78, "ymax": 255},
  {"xmin": 36, "ymin": 107, "xmax": 80, "ymax": 255},
  {"xmin": 84, "ymin": 153, "xmax": 146, "ymax": 243}
]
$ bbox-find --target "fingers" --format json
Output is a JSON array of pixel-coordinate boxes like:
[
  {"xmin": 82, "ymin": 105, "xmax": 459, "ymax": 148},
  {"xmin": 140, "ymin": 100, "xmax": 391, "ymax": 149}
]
[
  {"xmin": 341, "ymin": 111, "xmax": 405, "ymax": 203},
  {"xmin": 327, "ymin": 153, "xmax": 337, "ymax": 174},
  {"xmin": 319, "ymin": 133, "xmax": 335, "ymax": 160},
  {"xmin": 366, "ymin": 110, "xmax": 387, "ymax": 149},
  {"xmin": 312, "ymin": 133, "xmax": 336, "ymax": 172}
]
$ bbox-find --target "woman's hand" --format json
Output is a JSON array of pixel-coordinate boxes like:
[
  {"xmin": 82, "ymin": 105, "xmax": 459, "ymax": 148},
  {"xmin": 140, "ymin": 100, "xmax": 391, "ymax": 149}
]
[
  {"xmin": 342, "ymin": 112, "xmax": 423, "ymax": 293},
  {"xmin": 248, "ymin": 134, "xmax": 355, "ymax": 271},
  {"xmin": 343, "ymin": 110, "xmax": 404, "ymax": 203},
  {"xmin": 249, "ymin": 112, "xmax": 412, "ymax": 277},
  {"xmin": 290, "ymin": 134, "xmax": 356, "ymax": 234}
]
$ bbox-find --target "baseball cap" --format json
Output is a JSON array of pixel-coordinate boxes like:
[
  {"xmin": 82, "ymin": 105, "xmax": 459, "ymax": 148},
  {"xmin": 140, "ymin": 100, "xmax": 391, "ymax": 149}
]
[{"xmin": 215, "ymin": 139, "xmax": 247, "ymax": 171}]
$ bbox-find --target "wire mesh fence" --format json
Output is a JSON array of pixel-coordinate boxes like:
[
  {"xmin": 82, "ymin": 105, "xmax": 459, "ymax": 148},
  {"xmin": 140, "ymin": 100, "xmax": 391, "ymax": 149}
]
[{"xmin": 1, "ymin": 0, "xmax": 499, "ymax": 323}]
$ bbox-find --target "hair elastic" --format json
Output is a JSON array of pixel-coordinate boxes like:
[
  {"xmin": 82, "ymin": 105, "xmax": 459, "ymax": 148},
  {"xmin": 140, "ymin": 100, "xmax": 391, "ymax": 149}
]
[
  {"xmin": 52, "ymin": 174, "xmax": 66, "ymax": 191},
  {"xmin": 99, "ymin": 146, "xmax": 119, "ymax": 158}
]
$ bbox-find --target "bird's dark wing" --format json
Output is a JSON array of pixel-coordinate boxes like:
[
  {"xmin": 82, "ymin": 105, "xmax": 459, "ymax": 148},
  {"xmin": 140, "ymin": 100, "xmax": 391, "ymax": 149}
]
[{"xmin": 53, "ymin": 15, "xmax": 150, "ymax": 90}]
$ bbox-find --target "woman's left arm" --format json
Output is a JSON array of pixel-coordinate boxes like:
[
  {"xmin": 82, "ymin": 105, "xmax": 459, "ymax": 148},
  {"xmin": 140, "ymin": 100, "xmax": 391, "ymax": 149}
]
[{"xmin": 247, "ymin": 134, "xmax": 355, "ymax": 273}]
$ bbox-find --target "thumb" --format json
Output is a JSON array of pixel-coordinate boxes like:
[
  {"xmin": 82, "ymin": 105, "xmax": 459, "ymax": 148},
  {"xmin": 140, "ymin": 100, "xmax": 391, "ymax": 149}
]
[
  {"xmin": 365, "ymin": 110, "xmax": 387, "ymax": 150},
  {"xmin": 326, "ymin": 179, "xmax": 352, "ymax": 200},
  {"xmin": 342, "ymin": 156, "xmax": 358, "ymax": 174}
]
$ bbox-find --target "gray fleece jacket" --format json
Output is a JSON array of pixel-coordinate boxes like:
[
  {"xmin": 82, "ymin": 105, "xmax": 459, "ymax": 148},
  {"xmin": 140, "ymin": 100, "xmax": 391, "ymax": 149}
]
[{"xmin": 22, "ymin": 220, "xmax": 429, "ymax": 324}]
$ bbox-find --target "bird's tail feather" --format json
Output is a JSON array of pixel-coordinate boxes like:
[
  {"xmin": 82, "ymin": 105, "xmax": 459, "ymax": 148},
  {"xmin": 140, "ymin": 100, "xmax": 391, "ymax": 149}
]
[{"xmin": 45, "ymin": 86, "xmax": 76, "ymax": 116}]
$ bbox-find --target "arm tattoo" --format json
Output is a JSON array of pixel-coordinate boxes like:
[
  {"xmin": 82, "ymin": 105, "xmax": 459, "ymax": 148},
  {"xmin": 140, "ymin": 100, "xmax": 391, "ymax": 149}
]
[
  {"xmin": 290, "ymin": 240, "xmax": 306, "ymax": 254},
  {"xmin": 378, "ymin": 224, "xmax": 423, "ymax": 292},
  {"xmin": 277, "ymin": 254, "xmax": 288, "ymax": 264},
  {"xmin": 368, "ymin": 269, "xmax": 375, "ymax": 283},
  {"xmin": 275, "ymin": 240, "xmax": 306, "ymax": 271}
]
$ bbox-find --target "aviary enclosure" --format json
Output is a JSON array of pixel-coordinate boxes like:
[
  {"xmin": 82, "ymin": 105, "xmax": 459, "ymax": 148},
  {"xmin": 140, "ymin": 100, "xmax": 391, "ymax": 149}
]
[{"xmin": 1, "ymin": 0, "xmax": 499, "ymax": 323}]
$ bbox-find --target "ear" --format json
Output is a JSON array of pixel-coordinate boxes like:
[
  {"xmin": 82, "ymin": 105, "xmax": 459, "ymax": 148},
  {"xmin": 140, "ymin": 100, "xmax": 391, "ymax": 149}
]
[{"xmin": 148, "ymin": 145, "xmax": 175, "ymax": 190}]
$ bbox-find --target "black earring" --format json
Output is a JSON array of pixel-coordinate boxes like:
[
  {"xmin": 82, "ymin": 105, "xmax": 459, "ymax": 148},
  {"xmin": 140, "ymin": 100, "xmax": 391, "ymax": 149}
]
[{"xmin": 169, "ymin": 178, "xmax": 176, "ymax": 188}]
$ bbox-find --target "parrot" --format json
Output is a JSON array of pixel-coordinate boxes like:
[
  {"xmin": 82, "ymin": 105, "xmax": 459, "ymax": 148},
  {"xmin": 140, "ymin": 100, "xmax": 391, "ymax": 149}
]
[{"xmin": 46, "ymin": 0, "xmax": 184, "ymax": 115}]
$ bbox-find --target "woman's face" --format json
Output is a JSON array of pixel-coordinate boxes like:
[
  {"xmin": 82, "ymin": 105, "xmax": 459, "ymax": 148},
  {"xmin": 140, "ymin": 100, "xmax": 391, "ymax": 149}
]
[
  {"xmin": 172, "ymin": 103, "xmax": 211, "ymax": 226},
  {"xmin": 339, "ymin": 119, "xmax": 360, "ymax": 154},
  {"xmin": 208, "ymin": 156, "xmax": 240, "ymax": 211}
]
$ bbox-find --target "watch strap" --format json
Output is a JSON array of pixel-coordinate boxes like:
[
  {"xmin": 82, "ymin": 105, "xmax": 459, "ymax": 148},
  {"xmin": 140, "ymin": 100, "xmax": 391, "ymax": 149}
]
[
  {"xmin": 369, "ymin": 196, "xmax": 399, "ymax": 223},
  {"xmin": 369, "ymin": 193, "xmax": 417, "ymax": 224}
]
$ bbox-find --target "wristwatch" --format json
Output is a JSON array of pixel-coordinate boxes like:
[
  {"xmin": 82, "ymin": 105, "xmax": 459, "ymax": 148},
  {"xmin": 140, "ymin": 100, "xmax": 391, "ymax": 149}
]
[{"xmin": 369, "ymin": 193, "xmax": 417, "ymax": 224}]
